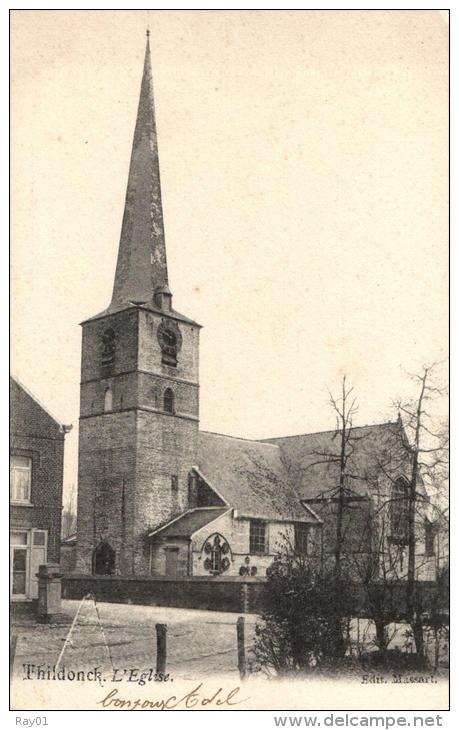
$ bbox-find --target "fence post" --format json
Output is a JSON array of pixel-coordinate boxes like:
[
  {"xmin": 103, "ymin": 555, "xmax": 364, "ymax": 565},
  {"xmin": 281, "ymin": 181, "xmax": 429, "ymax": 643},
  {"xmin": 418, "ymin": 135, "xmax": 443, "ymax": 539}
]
[
  {"xmin": 155, "ymin": 623, "xmax": 167, "ymax": 674},
  {"xmin": 10, "ymin": 635, "xmax": 17, "ymax": 681},
  {"xmin": 236, "ymin": 616, "xmax": 246, "ymax": 680}
]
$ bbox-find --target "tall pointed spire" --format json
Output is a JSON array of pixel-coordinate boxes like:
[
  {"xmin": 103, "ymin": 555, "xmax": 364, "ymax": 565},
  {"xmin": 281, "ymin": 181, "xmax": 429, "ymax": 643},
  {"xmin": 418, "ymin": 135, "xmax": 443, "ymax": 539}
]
[{"xmin": 111, "ymin": 32, "xmax": 170, "ymax": 309}]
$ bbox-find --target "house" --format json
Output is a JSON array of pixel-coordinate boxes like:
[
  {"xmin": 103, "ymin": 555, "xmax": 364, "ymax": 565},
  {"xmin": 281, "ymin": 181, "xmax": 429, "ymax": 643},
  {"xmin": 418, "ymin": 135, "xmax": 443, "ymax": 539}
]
[
  {"xmin": 10, "ymin": 377, "xmax": 72, "ymax": 600},
  {"xmin": 74, "ymin": 35, "xmax": 437, "ymax": 584}
]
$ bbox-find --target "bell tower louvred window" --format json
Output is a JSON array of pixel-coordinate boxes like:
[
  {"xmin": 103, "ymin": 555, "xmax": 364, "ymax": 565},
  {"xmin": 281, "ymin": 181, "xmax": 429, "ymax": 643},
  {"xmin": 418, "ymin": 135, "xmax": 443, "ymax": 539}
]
[{"xmin": 101, "ymin": 328, "xmax": 116, "ymax": 375}]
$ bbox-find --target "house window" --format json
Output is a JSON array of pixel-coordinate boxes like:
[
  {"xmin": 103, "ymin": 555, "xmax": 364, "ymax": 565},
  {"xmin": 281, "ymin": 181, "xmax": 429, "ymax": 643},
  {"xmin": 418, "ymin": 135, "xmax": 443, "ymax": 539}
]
[
  {"xmin": 294, "ymin": 523, "xmax": 310, "ymax": 554},
  {"xmin": 10, "ymin": 455, "xmax": 32, "ymax": 503},
  {"xmin": 11, "ymin": 531, "xmax": 29, "ymax": 596},
  {"xmin": 425, "ymin": 520, "xmax": 435, "ymax": 557},
  {"xmin": 390, "ymin": 477, "xmax": 409, "ymax": 543},
  {"xmin": 249, "ymin": 520, "xmax": 266, "ymax": 555},
  {"xmin": 101, "ymin": 328, "xmax": 116, "ymax": 375},
  {"xmin": 171, "ymin": 475, "xmax": 178, "ymax": 493},
  {"xmin": 164, "ymin": 388, "xmax": 174, "ymax": 414}
]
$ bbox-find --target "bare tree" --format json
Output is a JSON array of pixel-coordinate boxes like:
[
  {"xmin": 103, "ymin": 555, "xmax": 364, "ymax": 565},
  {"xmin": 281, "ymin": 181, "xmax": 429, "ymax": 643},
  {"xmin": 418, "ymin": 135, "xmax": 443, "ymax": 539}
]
[
  {"xmin": 308, "ymin": 376, "xmax": 360, "ymax": 579},
  {"xmin": 353, "ymin": 363, "xmax": 448, "ymax": 663},
  {"xmin": 306, "ymin": 375, "xmax": 362, "ymax": 656},
  {"xmin": 395, "ymin": 363, "xmax": 448, "ymax": 658},
  {"xmin": 61, "ymin": 482, "xmax": 78, "ymax": 539}
]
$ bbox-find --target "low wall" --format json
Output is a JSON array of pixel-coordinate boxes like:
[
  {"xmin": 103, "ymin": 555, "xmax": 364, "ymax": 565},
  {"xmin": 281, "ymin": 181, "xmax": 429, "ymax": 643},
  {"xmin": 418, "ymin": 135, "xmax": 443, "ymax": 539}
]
[
  {"xmin": 62, "ymin": 574, "xmax": 447, "ymax": 620},
  {"xmin": 62, "ymin": 574, "xmax": 267, "ymax": 614}
]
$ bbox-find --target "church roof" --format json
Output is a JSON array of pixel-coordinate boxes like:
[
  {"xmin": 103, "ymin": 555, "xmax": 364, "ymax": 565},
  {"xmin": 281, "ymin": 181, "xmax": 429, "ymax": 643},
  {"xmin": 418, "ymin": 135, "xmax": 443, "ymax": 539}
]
[
  {"xmin": 197, "ymin": 431, "xmax": 320, "ymax": 523},
  {"xmin": 148, "ymin": 507, "xmax": 230, "ymax": 539},
  {"xmin": 263, "ymin": 421, "xmax": 408, "ymax": 502}
]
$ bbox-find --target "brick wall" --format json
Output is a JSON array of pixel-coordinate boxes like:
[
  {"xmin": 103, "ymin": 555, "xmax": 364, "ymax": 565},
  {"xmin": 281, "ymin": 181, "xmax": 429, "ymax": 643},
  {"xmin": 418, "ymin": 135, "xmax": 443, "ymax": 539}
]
[
  {"xmin": 10, "ymin": 378, "xmax": 66, "ymax": 563},
  {"xmin": 61, "ymin": 574, "xmax": 446, "ymax": 618},
  {"xmin": 62, "ymin": 574, "xmax": 267, "ymax": 613}
]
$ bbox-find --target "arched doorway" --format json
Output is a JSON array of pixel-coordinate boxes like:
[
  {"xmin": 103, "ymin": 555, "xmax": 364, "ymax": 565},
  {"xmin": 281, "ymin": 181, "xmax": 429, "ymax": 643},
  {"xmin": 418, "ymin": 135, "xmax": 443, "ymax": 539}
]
[{"xmin": 92, "ymin": 541, "xmax": 115, "ymax": 575}]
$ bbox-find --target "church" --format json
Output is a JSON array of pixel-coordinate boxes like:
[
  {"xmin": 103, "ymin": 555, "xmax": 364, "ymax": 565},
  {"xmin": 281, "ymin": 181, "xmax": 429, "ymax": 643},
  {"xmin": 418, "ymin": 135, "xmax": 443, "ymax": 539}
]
[{"xmin": 75, "ymin": 36, "xmax": 436, "ymax": 583}]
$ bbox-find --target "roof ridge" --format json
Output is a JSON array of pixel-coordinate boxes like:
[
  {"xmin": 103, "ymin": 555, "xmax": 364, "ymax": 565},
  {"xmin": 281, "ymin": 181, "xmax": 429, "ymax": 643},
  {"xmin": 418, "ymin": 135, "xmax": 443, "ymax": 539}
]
[
  {"xmin": 200, "ymin": 430, "xmax": 280, "ymax": 447},
  {"xmin": 261, "ymin": 421, "xmax": 398, "ymax": 441}
]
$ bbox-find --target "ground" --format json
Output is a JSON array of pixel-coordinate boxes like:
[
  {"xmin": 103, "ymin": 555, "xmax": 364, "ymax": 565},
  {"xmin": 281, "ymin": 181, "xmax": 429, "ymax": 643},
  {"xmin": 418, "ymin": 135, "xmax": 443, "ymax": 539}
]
[
  {"xmin": 10, "ymin": 600, "xmax": 449, "ymax": 711},
  {"xmin": 11, "ymin": 599, "xmax": 448, "ymax": 683},
  {"xmin": 11, "ymin": 599, "xmax": 258, "ymax": 681}
]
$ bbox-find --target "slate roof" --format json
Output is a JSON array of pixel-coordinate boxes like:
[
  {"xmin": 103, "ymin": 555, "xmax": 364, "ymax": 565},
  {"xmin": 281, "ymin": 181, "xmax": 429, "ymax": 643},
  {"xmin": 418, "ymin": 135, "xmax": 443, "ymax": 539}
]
[
  {"xmin": 81, "ymin": 300, "xmax": 200, "ymax": 327},
  {"xmin": 148, "ymin": 508, "xmax": 229, "ymax": 538},
  {"xmin": 263, "ymin": 421, "xmax": 408, "ymax": 502},
  {"xmin": 148, "ymin": 423, "xmax": 407, "ymax": 538},
  {"xmin": 196, "ymin": 431, "xmax": 319, "ymax": 523}
]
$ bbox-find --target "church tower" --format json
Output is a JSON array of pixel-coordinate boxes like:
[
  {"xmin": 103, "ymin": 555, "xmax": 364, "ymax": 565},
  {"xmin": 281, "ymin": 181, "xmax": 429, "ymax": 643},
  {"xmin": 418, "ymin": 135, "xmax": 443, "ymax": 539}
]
[{"xmin": 75, "ymin": 34, "xmax": 200, "ymax": 575}]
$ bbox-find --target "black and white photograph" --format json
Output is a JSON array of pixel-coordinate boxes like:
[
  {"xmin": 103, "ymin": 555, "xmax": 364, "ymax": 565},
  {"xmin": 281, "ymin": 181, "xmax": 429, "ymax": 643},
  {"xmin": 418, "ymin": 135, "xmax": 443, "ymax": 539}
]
[{"xmin": 10, "ymin": 9, "xmax": 449, "ymax": 713}]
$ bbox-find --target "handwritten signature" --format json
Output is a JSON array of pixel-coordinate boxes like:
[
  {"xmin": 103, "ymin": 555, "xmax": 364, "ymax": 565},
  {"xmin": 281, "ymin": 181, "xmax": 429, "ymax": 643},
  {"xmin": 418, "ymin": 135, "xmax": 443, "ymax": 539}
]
[{"xmin": 97, "ymin": 683, "xmax": 249, "ymax": 710}]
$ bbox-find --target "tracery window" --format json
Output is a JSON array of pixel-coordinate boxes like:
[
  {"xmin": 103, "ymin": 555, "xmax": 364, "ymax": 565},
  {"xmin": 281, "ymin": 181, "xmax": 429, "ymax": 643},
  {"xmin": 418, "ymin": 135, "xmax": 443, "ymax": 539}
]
[
  {"xmin": 425, "ymin": 519, "xmax": 435, "ymax": 557},
  {"xmin": 203, "ymin": 534, "xmax": 230, "ymax": 575},
  {"xmin": 390, "ymin": 477, "xmax": 410, "ymax": 543}
]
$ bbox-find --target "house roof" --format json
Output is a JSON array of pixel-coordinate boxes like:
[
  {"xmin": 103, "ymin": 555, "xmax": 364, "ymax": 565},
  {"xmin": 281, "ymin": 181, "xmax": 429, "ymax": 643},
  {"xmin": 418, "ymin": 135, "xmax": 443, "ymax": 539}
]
[
  {"xmin": 263, "ymin": 421, "xmax": 409, "ymax": 501},
  {"xmin": 10, "ymin": 376, "xmax": 72, "ymax": 433},
  {"xmin": 148, "ymin": 507, "xmax": 229, "ymax": 539},
  {"xmin": 196, "ymin": 431, "xmax": 319, "ymax": 523}
]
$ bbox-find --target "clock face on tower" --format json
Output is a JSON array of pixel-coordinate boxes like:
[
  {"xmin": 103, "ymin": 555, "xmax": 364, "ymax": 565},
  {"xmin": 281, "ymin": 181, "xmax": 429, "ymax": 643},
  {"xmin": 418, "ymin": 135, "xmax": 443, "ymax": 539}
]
[{"xmin": 157, "ymin": 319, "xmax": 182, "ymax": 366}]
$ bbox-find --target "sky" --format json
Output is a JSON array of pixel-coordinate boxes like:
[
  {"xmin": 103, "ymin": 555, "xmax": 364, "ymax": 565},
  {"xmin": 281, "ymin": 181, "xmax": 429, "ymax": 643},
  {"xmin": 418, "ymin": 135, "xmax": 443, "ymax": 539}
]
[{"xmin": 10, "ymin": 10, "xmax": 448, "ymax": 504}]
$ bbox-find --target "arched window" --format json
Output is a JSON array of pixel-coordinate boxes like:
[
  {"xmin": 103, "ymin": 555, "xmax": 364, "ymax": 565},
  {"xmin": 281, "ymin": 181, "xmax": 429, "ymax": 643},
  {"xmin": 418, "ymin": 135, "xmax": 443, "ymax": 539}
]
[
  {"xmin": 92, "ymin": 541, "xmax": 115, "ymax": 575},
  {"xmin": 211, "ymin": 535, "xmax": 222, "ymax": 573},
  {"xmin": 390, "ymin": 477, "xmax": 409, "ymax": 543},
  {"xmin": 104, "ymin": 387, "xmax": 113, "ymax": 412},
  {"xmin": 203, "ymin": 534, "xmax": 231, "ymax": 575},
  {"xmin": 101, "ymin": 328, "xmax": 116, "ymax": 375},
  {"xmin": 163, "ymin": 388, "xmax": 174, "ymax": 414}
]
